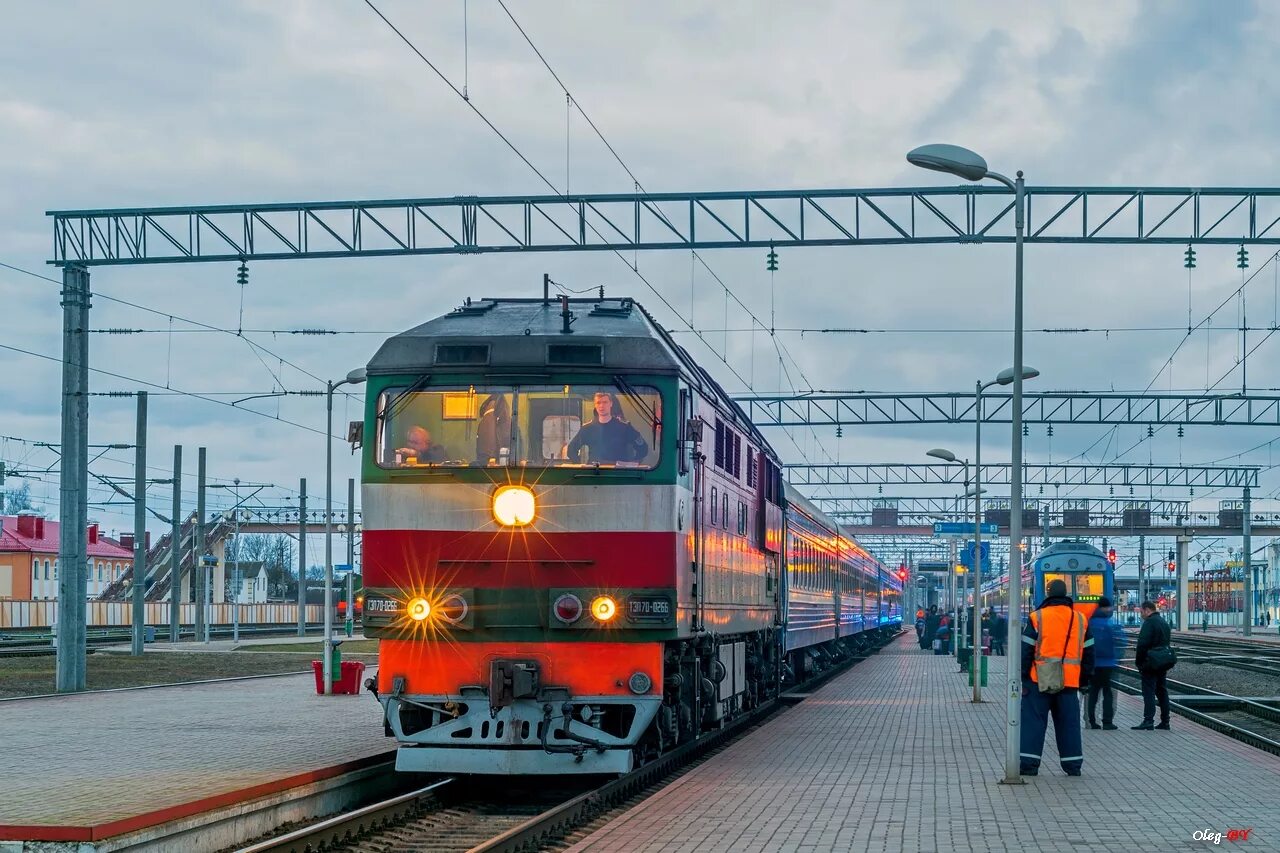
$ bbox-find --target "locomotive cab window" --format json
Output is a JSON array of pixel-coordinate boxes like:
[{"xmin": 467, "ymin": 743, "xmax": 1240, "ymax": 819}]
[
  {"xmin": 375, "ymin": 382, "xmax": 662, "ymax": 470},
  {"xmin": 1074, "ymin": 572, "xmax": 1105, "ymax": 600},
  {"xmin": 1042, "ymin": 572, "xmax": 1067, "ymax": 598}
]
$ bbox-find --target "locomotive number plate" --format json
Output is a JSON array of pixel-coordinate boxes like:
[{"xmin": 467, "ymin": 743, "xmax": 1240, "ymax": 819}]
[
  {"xmin": 628, "ymin": 596, "xmax": 672, "ymax": 623},
  {"xmin": 364, "ymin": 596, "xmax": 400, "ymax": 614}
]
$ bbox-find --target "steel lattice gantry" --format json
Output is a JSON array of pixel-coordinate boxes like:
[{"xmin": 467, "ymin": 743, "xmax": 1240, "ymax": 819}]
[
  {"xmin": 813, "ymin": 495, "xmax": 1194, "ymax": 520},
  {"xmin": 784, "ymin": 463, "xmax": 1259, "ymax": 489},
  {"xmin": 47, "ymin": 185, "xmax": 1280, "ymax": 266},
  {"xmin": 738, "ymin": 391, "xmax": 1280, "ymax": 428}
]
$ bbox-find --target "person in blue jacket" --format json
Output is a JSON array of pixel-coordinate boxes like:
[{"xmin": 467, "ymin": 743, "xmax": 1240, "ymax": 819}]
[{"xmin": 1086, "ymin": 597, "xmax": 1124, "ymax": 730}]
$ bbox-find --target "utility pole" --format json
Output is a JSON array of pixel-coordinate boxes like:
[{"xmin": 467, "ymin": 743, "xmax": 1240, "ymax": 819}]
[
  {"xmin": 1138, "ymin": 534, "xmax": 1146, "ymax": 605},
  {"xmin": 169, "ymin": 446, "xmax": 181, "ymax": 642},
  {"xmin": 130, "ymin": 392, "xmax": 147, "ymax": 656},
  {"xmin": 346, "ymin": 477, "xmax": 356, "ymax": 638},
  {"xmin": 297, "ymin": 478, "xmax": 307, "ymax": 637},
  {"xmin": 1243, "ymin": 487, "xmax": 1253, "ymax": 636},
  {"xmin": 55, "ymin": 265, "xmax": 91, "ymax": 692},
  {"xmin": 233, "ymin": 478, "xmax": 241, "ymax": 644},
  {"xmin": 195, "ymin": 448, "xmax": 207, "ymax": 642}
]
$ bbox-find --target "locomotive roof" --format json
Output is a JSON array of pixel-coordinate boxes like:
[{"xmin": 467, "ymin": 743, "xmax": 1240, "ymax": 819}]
[
  {"xmin": 1037, "ymin": 539, "xmax": 1106, "ymax": 559},
  {"xmin": 366, "ymin": 296, "xmax": 776, "ymax": 457},
  {"xmin": 368, "ymin": 297, "xmax": 672, "ymax": 373}
]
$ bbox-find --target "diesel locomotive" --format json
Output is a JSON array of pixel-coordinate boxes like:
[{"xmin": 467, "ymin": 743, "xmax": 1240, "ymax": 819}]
[{"xmin": 357, "ymin": 296, "xmax": 901, "ymax": 775}]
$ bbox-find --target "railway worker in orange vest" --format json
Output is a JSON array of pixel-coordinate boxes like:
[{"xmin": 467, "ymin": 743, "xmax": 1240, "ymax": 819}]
[{"xmin": 1019, "ymin": 579, "xmax": 1095, "ymax": 777}]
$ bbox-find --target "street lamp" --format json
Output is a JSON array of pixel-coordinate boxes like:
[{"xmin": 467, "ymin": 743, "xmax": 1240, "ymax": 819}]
[
  {"xmin": 968, "ymin": 365, "xmax": 1041, "ymax": 702},
  {"xmin": 324, "ymin": 367, "xmax": 367, "ymax": 695},
  {"xmin": 909, "ymin": 143, "xmax": 1028, "ymax": 783},
  {"xmin": 231, "ymin": 478, "xmax": 241, "ymax": 644},
  {"xmin": 926, "ymin": 448, "xmax": 969, "ymax": 661}
]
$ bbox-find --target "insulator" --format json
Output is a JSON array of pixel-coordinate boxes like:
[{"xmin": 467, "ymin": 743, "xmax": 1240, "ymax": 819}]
[
  {"xmin": 1022, "ymin": 423, "xmax": 1029, "ymax": 437},
  {"xmin": 1177, "ymin": 425, "xmax": 1185, "ymax": 438},
  {"xmin": 236, "ymin": 260, "xmax": 249, "ymax": 286},
  {"xmin": 836, "ymin": 425, "xmax": 843, "ymax": 438},
  {"xmin": 1146, "ymin": 425, "xmax": 1154, "ymax": 437},
  {"xmin": 1046, "ymin": 424, "xmax": 1054, "ymax": 437}
]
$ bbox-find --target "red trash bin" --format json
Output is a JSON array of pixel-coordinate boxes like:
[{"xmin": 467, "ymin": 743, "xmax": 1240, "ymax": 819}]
[
  {"xmin": 310, "ymin": 660, "xmax": 366, "ymax": 694},
  {"xmin": 336, "ymin": 661, "xmax": 366, "ymax": 694}
]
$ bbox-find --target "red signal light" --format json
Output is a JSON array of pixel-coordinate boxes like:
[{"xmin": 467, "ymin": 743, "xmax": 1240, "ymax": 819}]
[
  {"xmin": 897, "ymin": 565, "xmax": 908, "ymax": 582},
  {"xmin": 1107, "ymin": 548, "xmax": 1117, "ymax": 565}
]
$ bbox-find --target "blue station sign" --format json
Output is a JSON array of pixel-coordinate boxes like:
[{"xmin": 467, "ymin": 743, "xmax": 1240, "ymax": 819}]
[{"xmin": 933, "ymin": 522, "xmax": 999, "ymax": 536}]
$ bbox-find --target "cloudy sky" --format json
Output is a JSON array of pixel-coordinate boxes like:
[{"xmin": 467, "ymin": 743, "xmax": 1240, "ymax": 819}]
[{"xmin": 2, "ymin": 0, "xmax": 1278, "ymax": 572}]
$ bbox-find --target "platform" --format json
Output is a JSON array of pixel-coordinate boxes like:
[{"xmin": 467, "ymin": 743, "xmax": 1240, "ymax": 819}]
[
  {"xmin": 0, "ymin": 670, "xmax": 392, "ymax": 849},
  {"xmin": 567, "ymin": 635, "xmax": 1280, "ymax": 852}
]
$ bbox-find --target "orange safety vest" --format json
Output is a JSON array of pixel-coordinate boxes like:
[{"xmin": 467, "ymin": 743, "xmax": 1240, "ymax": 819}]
[{"xmin": 1029, "ymin": 606, "xmax": 1086, "ymax": 688}]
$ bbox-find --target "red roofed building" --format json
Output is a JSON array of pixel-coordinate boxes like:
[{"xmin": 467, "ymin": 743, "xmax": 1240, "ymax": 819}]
[{"xmin": 0, "ymin": 514, "xmax": 135, "ymax": 600}]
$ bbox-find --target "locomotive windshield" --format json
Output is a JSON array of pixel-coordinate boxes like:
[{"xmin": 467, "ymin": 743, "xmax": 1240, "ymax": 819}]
[{"xmin": 375, "ymin": 382, "xmax": 662, "ymax": 469}]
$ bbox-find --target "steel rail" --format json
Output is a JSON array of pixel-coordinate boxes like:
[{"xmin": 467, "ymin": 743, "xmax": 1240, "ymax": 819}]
[{"xmin": 234, "ymin": 776, "xmax": 451, "ymax": 853}]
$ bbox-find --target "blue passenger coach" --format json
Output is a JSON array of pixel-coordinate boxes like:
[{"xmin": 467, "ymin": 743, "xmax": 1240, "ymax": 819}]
[{"xmin": 782, "ymin": 485, "xmax": 902, "ymax": 675}]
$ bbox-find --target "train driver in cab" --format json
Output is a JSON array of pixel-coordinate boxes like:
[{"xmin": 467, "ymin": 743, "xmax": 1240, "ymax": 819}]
[
  {"xmin": 563, "ymin": 391, "xmax": 648, "ymax": 464},
  {"xmin": 396, "ymin": 425, "xmax": 448, "ymax": 465}
]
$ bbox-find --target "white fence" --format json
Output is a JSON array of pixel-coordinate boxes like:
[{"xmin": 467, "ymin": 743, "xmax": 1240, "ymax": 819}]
[{"xmin": 0, "ymin": 600, "xmax": 322, "ymax": 630}]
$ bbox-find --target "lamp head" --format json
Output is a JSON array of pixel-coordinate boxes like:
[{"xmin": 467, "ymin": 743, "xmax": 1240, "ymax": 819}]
[
  {"xmin": 995, "ymin": 365, "xmax": 1040, "ymax": 386},
  {"xmin": 345, "ymin": 368, "xmax": 368, "ymax": 385},
  {"xmin": 906, "ymin": 144, "xmax": 989, "ymax": 182},
  {"xmin": 926, "ymin": 448, "xmax": 958, "ymax": 463}
]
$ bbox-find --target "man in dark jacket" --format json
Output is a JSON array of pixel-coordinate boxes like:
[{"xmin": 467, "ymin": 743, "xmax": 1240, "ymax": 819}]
[
  {"xmin": 1086, "ymin": 597, "xmax": 1124, "ymax": 730},
  {"xmin": 990, "ymin": 610, "xmax": 1008, "ymax": 656},
  {"xmin": 1133, "ymin": 601, "xmax": 1172, "ymax": 730},
  {"xmin": 923, "ymin": 605, "xmax": 940, "ymax": 652},
  {"xmin": 1020, "ymin": 579, "xmax": 1095, "ymax": 776}
]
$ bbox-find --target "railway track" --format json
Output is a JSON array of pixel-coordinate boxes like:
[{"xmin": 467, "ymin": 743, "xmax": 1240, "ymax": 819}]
[
  {"xmin": 234, "ymin": 630, "xmax": 903, "ymax": 853},
  {"xmin": 1114, "ymin": 664, "xmax": 1280, "ymax": 756},
  {"xmin": 1120, "ymin": 630, "xmax": 1280, "ymax": 679},
  {"xmin": 0, "ymin": 624, "xmax": 326, "ymax": 657}
]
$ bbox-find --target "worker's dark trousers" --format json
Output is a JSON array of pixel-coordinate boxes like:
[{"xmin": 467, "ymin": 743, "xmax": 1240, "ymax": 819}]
[{"xmin": 1020, "ymin": 681, "xmax": 1083, "ymax": 775}]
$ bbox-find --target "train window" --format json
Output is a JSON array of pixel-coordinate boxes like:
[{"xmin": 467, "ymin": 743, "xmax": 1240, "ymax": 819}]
[
  {"xmin": 1074, "ymin": 573, "xmax": 1105, "ymax": 600},
  {"xmin": 745, "ymin": 449, "xmax": 756, "ymax": 487},
  {"xmin": 722, "ymin": 492, "xmax": 729, "ymax": 528},
  {"xmin": 1043, "ymin": 572, "xmax": 1067, "ymax": 598},
  {"xmin": 709, "ymin": 487, "xmax": 718, "ymax": 527},
  {"xmin": 737, "ymin": 502, "xmax": 747, "ymax": 536},
  {"xmin": 375, "ymin": 383, "xmax": 662, "ymax": 470}
]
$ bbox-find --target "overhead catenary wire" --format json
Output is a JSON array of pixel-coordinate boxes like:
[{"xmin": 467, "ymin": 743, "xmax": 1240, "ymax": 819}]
[
  {"xmin": 0, "ymin": 260, "xmax": 357, "ymax": 398},
  {"xmin": 488, "ymin": 0, "xmax": 836, "ymax": 465},
  {"xmin": 363, "ymin": 1, "xmax": 835, "ymax": 465}
]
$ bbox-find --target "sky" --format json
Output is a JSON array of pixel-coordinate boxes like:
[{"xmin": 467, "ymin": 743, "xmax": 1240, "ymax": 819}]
[{"xmin": 2, "ymin": 0, "xmax": 1279, "ymax": 574}]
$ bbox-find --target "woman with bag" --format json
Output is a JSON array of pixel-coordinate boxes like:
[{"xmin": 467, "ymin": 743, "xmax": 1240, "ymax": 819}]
[{"xmin": 1133, "ymin": 601, "xmax": 1175, "ymax": 730}]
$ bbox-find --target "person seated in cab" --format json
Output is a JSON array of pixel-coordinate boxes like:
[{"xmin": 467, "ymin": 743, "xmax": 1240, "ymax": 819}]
[
  {"xmin": 562, "ymin": 391, "xmax": 648, "ymax": 464},
  {"xmin": 396, "ymin": 426, "xmax": 447, "ymax": 464}
]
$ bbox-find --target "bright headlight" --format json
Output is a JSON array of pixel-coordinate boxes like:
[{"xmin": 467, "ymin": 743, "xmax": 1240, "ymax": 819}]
[
  {"xmin": 590, "ymin": 595, "xmax": 618, "ymax": 623},
  {"xmin": 407, "ymin": 597, "xmax": 431, "ymax": 622},
  {"xmin": 493, "ymin": 485, "xmax": 536, "ymax": 527}
]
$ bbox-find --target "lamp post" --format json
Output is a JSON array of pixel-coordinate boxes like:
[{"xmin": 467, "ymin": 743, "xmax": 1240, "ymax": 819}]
[
  {"xmin": 325, "ymin": 368, "xmax": 367, "ymax": 694},
  {"xmin": 200, "ymin": 554, "xmax": 217, "ymax": 642},
  {"xmin": 926, "ymin": 448, "xmax": 977, "ymax": 661},
  {"xmin": 970, "ymin": 366, "xmax": 1041, "ymax": 701},
  {"xmin": 231, "ymin": 478, "xmax": 241, "ymax": 643},
  {"xmin": 910, "ymin": 143, "xmax": 1028, "ymax": 783}
]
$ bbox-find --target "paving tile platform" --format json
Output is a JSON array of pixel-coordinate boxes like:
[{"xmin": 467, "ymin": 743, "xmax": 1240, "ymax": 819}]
[
  {"xmin": 0, "ymin": 672, "xmax": 391, "ymax": 841},
  {"xmin": 567, "ymin": 635, "xmax": 1280, "ymax": 853}
]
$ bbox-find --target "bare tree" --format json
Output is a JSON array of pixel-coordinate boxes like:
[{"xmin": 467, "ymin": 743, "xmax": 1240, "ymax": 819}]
[{"xmin": 3, "ymin": 482, "xmax": 37, "ymax": 515}]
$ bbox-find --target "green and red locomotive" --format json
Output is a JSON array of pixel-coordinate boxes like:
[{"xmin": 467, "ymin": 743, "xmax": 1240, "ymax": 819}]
[{"xmin": 357, "ymin": 296, "xmax": 900, "ymax": 774}]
